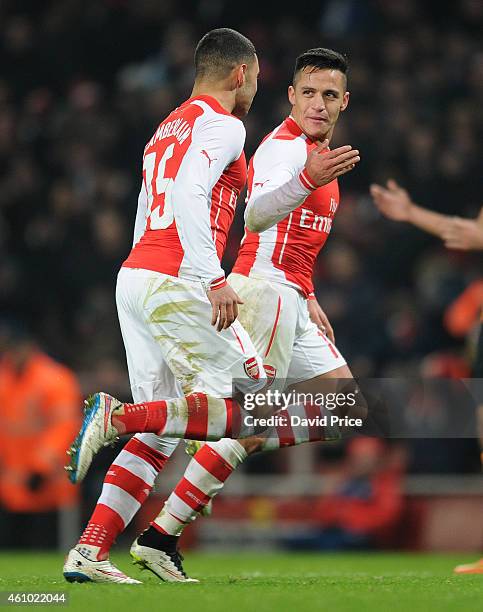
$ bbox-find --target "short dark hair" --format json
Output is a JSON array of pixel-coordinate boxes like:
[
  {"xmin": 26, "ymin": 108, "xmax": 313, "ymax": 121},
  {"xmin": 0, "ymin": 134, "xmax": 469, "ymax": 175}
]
[
  {"xmin": 293, "ymin": 48, "xmax": 348, "ymax": 83},
  {"xmin": 194, "ymin": 28, "xmax": 256, "ymax": 80}
]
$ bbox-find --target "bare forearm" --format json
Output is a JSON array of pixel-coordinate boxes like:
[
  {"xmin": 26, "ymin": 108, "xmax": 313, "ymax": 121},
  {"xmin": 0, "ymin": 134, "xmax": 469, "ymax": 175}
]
[
  {"xmin": 441, "ymin": 207, "xmax": 483, "ymax": 251},
  {"xmin": 407, "ymin": 203, "xmax": 451, "ymax": 238}
]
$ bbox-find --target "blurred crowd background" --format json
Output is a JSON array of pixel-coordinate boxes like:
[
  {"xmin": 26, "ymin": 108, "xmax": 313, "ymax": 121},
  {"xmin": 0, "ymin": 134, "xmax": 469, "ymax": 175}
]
[{"xmin": 0, "ymin": 0, "xmax": 482, "ymax": 550}]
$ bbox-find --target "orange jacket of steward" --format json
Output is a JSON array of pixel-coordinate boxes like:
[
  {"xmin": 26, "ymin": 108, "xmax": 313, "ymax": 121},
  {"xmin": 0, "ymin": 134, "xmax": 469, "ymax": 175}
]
[{"xmin": 0, "ymin": 351, "xmax": 81, "ymax": 512}]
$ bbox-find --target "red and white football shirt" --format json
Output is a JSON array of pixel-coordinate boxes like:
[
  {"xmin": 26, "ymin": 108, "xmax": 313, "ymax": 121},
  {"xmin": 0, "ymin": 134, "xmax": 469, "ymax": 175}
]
[
  {"xmin": 233, "ymin": 116, "xmax": 339, "ymax": 297},
  {"xmin": 124, "ymin": 95, "xmax": 247, "ymax": 289}
]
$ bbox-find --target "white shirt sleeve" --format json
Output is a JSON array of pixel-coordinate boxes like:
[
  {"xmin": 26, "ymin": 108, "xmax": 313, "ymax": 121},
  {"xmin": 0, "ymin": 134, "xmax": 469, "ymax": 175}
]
[
  {"xmin": 172, "ymin": 111, "xmax": 245, "ymax": 287},
  {"xmin": 132, "ymin": 182, "xmax": 148, "ymax": 247},
  {"xmin": 245, "ymin": 138, "xmax": 317, "ymax": 233}
]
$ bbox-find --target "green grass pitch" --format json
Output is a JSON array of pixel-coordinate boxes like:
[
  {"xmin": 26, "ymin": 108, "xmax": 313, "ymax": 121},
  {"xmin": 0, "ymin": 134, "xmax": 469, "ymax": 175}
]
[{"xmin": 0, "ymin": 552, "xmax": 481, "ymax": 611}]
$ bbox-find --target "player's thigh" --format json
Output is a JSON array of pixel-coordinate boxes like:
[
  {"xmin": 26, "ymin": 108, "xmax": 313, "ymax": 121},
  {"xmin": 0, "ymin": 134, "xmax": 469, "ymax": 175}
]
[
  {"xmin": 287, "ymin": 317, "xmax": 348, "ymax": 385},
  {"xmin": 229, "ymin": 273, "xmax": 297, "ymax": 387},
  {"xmin": 116, "ymin": 268, "xmax": 183, "ymax": 400},
  {"xmin": 117, "ymin": 269, "xmax": 182, "ymax": 457},
  {"xmin": 288, "ymin": 363, "xmax": 353, "ymax": 400},
  {"xmin": 139, "ymin": 271, "xmax": 266, "ymax": 397},
  {"xmin": 288, "ymin": 323, "xmax": 368, "ymax": 419}
]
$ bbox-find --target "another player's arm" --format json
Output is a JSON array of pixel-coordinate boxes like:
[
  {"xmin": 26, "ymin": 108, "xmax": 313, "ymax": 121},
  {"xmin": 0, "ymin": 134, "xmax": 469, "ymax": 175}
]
[
  {"xmin": 441, "ymin": 206, "xmax": 483, "ymax": 251},
  {"xmin": 246, "ymin": 139, "xmax": 359, "ymax": 233},
  {"xmin": 370, "ymin": 179, "xmax": 447, "ymax": 236},
  {"xmin": 171, "ymin": 116, "xmax": 245, "ymax": 330},
  {"xmin": 371, "ymin": 180, "xmax": 483, "ymax": 250}
]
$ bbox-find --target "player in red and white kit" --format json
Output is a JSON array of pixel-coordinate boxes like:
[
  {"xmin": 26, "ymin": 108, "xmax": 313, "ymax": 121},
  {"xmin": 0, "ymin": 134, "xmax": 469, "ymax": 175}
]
[
  {"xmin": 123, "ymin": 49, "xmax": 362, "ymax": 580},
  {"xmin": 63, "ymin": 28, "xmax": 264, "ymax": 584}
]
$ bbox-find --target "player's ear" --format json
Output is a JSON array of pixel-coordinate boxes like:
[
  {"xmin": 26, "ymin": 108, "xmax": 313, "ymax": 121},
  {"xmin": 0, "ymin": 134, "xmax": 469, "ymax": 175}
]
[
  {"xmin": 340, "ymin": 91, "xmax": 350, "ymax": 112},
  {"xmin": 288, "ymin": 85, "xmax": 296, "ymax": 106},
  {"xmin": 235, "ymin": 64, "xmax": 247, "ymax": 89}
]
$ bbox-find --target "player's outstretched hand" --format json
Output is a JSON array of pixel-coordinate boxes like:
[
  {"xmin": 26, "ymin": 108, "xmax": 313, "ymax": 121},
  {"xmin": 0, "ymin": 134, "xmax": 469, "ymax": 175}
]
[
  {"xmin": 307, "ymin": 298, "xmax": 335, "ymax": 343},
  {"xmin": 304, "ymin": 139, "xmax": 360, "ymax": 187},
  {"xmin": 208, "ymin": 283, "xmax": 244, "ymax": 332},
  {"xmin": 441, "ymin": 217, "xmax": 483, "ymax": 251},
  {"xmin": 370, "ymin": 179, "xmax": 413, "ymax": 222}
]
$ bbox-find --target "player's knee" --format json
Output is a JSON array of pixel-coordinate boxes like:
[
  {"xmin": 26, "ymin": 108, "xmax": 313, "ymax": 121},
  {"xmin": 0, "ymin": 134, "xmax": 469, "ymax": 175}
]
[
  {"xmin": 239, "ymin": 436, "xmax": 265, "ymax": 455},
  {"xmin": 337, "ymin": 378, "xmax": 368, "ymax": 420},
  {"xmin": 354, "ymin": 380, "xmax": 391, "ymax": 437}
]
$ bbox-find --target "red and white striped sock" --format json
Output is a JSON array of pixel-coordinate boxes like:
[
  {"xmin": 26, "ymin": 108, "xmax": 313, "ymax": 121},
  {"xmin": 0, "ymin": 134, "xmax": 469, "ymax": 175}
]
[
  {"xmin": 77, "ymin": 434, "xmax": 177, "ymax": 560},
  {"xmin": 145, "ymin": 405, "xmax": 338, "ymax": 539},
  {"xmin": 151, "ymin": 439, "xmax": 247, "ymax": 536},
  {"xmin": 112, "ymin": 394, "xmax": 246, "ymax": 440},
  {"xmin": 260, "ymin": 403, "xmax": 340, "ymax": 451}
]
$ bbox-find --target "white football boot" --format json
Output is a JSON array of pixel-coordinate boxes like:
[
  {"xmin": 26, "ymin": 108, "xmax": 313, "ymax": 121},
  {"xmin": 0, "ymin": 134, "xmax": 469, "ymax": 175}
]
[
  {"xmin": 130, "ymin": 538, "xmax": 199, "ymax": 583},
  {"xmin": 63, "ymin": 546, "xmax": 141, "ymax": 584},
  {"xmin": 65, "ymin": 392, "xmax": 120, "ymax": 484}
]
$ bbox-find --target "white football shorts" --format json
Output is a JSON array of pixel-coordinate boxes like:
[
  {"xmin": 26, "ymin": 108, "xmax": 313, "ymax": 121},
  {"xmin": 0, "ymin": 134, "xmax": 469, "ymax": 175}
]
[
  {"xmin": 228, "ymin": 272, "xmax": 346, "ymax": 389},
  {"xmin": 116, "ymin": 267, "xmax": 266, "ymax": 400}
]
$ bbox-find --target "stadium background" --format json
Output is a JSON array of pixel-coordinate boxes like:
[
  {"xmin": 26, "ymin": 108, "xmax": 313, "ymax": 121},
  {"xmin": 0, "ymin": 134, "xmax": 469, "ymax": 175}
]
[{"xmin": 0, "ymin": 0, "xmax": 482, "ymax": 554}]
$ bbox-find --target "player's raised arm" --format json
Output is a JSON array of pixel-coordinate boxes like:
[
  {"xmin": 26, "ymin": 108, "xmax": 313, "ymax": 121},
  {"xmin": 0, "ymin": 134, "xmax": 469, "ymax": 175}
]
[
  {"xmin": 244, "ymin": 138, "xmax": 307, "ymax": 232},
  {"xmin": 245, "ymin": 139, "xmax": 359, "ymax": 233}
]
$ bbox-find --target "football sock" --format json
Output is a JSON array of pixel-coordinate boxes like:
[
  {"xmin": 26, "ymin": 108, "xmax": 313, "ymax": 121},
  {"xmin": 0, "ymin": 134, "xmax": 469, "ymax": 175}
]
[
  {"xmin": 259, "ymin": 402, "xmax": 340, "ymax": 451},
  {"xmin": 151, "ymin": 439, "xmax": 247, "ymax": 536},
  {"xmin": 111, "ymin": 394, "xmax": 246, "ymax": 440},
  {"xmin": 137, "ymin": 527, "xmax": 178, "ymax": 552},
  {"xmin": 77, "ymin": 434, "xmax": 177, "ymax": 560},
  {"xmin": 148, "ymin": 403, "xmax": 341, "ymax": 538}
]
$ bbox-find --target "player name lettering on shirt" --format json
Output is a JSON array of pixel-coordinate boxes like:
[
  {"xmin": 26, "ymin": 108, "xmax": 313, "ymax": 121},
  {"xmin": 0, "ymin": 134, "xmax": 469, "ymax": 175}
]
[
  {"xmin": 299, "ymin": 208, "xmax": 333, "ymax": 233},
  {"xmin": 146, "ymin": 118, "xmax": 192, "ymax": 149}
]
